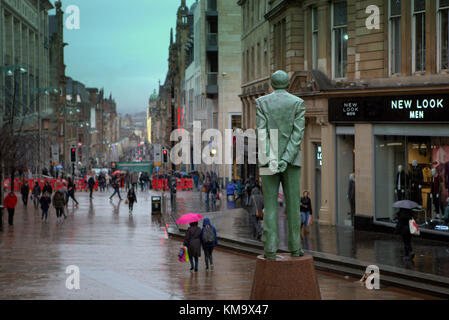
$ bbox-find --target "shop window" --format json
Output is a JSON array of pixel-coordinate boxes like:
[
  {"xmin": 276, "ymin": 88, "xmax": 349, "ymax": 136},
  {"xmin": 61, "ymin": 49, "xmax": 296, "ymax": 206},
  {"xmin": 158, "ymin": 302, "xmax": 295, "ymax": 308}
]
[
  {"xmin": 375, "ymin": 135, "xmax": 449, "ymax": 234},
  {"xmin": 332, "ymin": 2, "xmax": 348, "ymax": 79},
  {"xmin": 412, "ymin": 0, "xmax": 426, "ymax": 73},
  {"xmin": 389, "ymin": 0, "xmax": 401, "ymax": 75},
  {"xmin": 438, "ymin": 0, "xmax": 449, "ymax": 71},
  {"xmin": 312, "ymin": 7, "xmax": 319, "ymax": 70}
]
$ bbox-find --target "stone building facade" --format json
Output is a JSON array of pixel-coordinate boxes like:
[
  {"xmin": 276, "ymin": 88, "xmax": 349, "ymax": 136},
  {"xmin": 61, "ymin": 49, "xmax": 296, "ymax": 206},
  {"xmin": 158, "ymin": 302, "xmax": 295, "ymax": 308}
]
[
  {"xmin": 0, "ymin": 0, "xmax": 54, "ymax": 175},
  {"xmin": 241, "ymin": 0, "xmax": 449, "ymax": 240}
]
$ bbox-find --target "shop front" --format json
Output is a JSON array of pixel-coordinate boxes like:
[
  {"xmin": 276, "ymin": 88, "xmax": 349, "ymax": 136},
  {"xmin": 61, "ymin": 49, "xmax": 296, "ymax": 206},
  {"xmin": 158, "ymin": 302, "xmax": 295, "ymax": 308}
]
[{"xmin": 330, "ymin": 92, "xmax": 449, "ymax": 239}]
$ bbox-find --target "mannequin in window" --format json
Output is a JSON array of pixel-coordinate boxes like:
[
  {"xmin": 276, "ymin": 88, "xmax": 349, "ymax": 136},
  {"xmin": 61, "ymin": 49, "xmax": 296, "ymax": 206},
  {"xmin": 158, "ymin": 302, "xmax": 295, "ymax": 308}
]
[
  {"xmin": 395, "ymin": 165, "xmax": 408, "ymax": 201},
  {"xmin": 430, "ymin": 168, "xmax": 442, "ymax": 220},
  {"xmin": 348, "ymin": 173, "xmax": 355, "ymax": 222},
  {"xmin": 410, "ymin": 160, "xmax": 423, "ymax": 205}
]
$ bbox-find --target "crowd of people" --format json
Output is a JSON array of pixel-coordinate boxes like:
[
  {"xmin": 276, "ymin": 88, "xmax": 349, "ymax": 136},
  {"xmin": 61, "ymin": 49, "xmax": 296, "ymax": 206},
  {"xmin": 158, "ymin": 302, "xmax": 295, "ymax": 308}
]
[{"xmin": 2, "ymin": 177, "xmax": 81, "ymax": 226}]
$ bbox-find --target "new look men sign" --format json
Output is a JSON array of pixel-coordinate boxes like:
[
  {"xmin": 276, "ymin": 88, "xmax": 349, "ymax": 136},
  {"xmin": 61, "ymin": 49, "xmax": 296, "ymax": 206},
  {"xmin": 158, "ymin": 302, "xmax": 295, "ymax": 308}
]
[{"xmin": 329, "ymin": 94, "xmax": 449, "ymax": 123}]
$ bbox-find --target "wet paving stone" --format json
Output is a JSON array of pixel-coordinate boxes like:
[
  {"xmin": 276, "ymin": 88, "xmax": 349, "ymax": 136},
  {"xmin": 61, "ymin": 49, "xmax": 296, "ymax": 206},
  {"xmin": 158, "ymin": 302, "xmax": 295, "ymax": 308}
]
[{"xmin": 0, "ymin": 190, "xmax": 438, "ymax": 300}]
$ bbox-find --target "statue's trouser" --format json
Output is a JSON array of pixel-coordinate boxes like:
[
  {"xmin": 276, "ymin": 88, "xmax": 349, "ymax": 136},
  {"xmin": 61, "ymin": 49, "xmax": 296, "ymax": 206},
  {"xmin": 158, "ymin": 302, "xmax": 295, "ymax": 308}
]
[{"xmin": 261, "ymin": 165, "xmax": 301, "ymax": 258}]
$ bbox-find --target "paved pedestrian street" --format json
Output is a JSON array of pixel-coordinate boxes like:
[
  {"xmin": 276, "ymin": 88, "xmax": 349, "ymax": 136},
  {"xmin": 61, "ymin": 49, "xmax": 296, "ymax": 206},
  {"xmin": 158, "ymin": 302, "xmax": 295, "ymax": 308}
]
[{"xmin": 0, "ymin": 190, "xmax": 438, "ymax": 300}]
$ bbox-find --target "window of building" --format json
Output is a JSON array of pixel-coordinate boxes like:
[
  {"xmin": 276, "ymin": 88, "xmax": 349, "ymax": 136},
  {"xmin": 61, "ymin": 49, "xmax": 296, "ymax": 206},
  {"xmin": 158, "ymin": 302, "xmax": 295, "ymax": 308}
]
[
  {"xmin": 312, "ymin": 7, "xmax": 319, "ymax": 70},
  {"xmin": 438, "ymin": 0, "xmax": 449, "ymax": 71},
  {"xmin": 389, "ymin": 0, "xmax": 402, "ymax": 75},
  {"xmin": 251, "ymin": 46, "xmax": 255, "ymax": 80},
  {"xmin": 264, "ymin": 38, "xmax": 268, "ymax": 74},
  {"xmin": 332, "ymin": 1, "xmax": 348, "ymax": 79},
  {"xmin": 412, "ymin": 0, "xmax": 426, "ymax": 73},
  {"xmin": 246, "ymin": 49, "xmax": 250, "ymax": 81},
  {"xmin": 257, "ymin": 42, "xmax": 261, "ymax": 78},
  {"xmin": 274, "ymin": 19, "xmax": 286, "ymax": 71},
  {"xmin": 242, "ymin": 51, "xmax": 246, "ymax": 82}
]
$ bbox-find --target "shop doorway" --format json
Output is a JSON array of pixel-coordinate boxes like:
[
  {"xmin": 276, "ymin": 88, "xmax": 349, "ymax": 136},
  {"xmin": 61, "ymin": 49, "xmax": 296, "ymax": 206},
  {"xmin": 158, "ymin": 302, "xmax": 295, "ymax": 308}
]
[
  {"xmin": 314, "ymin": 144, "xmax": 322, "ymax": 220},
  {"xmin": 336, "ymin": 134, "xmax": 355, "ymax": 226}
]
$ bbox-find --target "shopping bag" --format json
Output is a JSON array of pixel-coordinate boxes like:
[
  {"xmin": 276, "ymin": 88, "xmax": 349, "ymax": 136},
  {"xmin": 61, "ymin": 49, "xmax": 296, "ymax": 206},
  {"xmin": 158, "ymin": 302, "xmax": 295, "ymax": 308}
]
[
  {"xmin": 409, "ymin": 218, "xmax": 420, "ymax": 236},
  {"xmin": 178, "ymin": 245, "xmax": 190, "ymax": 263},
  {"xmin": 125, "ymin": 199, "xmax": 129, "ymax": 204}
]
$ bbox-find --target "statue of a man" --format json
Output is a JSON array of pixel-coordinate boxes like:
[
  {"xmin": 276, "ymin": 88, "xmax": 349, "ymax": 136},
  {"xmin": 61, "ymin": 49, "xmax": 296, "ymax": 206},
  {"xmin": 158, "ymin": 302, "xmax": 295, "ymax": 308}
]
[{"xmin": 256, "ymin": 70, "xmax": 306, "ymax": 260}]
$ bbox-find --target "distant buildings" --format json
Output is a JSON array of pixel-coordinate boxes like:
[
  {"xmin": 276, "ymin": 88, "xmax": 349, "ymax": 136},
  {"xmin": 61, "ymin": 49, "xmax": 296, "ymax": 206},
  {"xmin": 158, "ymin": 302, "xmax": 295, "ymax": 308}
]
[
  {"xmin": 0, "ymin": 0, "xmax": 123, "ymax": 176},
  {"xmin": 151, "ymin": 0, "xmax": 242, "ymax": 178}
]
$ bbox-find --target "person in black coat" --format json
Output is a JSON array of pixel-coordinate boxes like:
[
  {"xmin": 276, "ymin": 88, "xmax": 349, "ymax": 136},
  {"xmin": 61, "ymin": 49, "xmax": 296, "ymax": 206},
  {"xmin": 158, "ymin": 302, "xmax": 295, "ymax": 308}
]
[
  {"xmin": 88, "ymin": 176, "xmax": 95, "ymax": 199},
  {"xmin": 127, "ymin": 188, "xmax": 137, "ymax": 213},
  {"xmin": 39, "ymin": 193, "xmax": 51, "ymax": 221},
  {"xmin": 42, "ymin": 181, "xmax": 53, "ymax": 196},
  {"xmin": 183, "ymin": 221, "xmax": 202, "ymax": 272},
  {"xmin": 20, "ymin": 181, "xmax": 30, "ymax": 207},
  {"xmin": 396, "ymin": 208, "xmax": 415, "ymax": 260},
  {"xmin": 300, "ymin": 191, "xmax": 313, "ymax": 238}
]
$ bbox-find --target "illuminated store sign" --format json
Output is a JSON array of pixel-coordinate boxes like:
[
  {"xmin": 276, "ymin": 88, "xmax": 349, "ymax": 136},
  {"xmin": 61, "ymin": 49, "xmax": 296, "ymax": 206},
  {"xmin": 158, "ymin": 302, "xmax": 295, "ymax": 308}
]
[{"xmin": 329, "ymin": 94, "xmax": 449, "ymax": 123}]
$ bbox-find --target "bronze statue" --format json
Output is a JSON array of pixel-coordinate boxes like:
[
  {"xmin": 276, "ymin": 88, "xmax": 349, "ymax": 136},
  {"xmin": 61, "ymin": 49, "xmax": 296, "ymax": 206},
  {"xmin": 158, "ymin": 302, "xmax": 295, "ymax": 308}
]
[{"xmin": 256, "ymin": 70, "xmax": 306, "ymax": 260}]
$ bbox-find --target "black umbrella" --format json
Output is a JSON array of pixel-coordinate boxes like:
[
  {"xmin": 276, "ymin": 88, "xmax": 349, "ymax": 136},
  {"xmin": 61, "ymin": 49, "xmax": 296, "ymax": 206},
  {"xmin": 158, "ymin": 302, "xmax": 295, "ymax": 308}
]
[{"xmin": 392, "ymin": 200, "xmax": 420, "ymax": 209}]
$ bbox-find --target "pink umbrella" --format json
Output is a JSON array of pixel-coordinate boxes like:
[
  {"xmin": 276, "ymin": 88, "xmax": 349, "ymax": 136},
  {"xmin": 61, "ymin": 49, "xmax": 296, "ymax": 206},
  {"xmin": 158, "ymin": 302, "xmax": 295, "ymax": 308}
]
[{"xmin": 175, "ymin": 213, "xmax": 204, "ymax": 224}]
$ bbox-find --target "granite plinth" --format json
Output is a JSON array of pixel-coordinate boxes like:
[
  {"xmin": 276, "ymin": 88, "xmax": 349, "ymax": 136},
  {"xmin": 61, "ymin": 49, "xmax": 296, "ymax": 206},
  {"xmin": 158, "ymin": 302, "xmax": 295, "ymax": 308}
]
[{"xmin": 250, "ymin": 254, "xmax": 321, "ymax": 300}]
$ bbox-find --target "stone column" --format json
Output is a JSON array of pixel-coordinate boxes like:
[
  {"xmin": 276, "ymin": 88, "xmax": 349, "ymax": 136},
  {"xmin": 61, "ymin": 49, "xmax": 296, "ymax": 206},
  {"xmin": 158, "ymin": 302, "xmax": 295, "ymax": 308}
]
[
  {"xmin": 318, "ymin": 112, "xmax": 336, "ymax": 226},
  {"xmin": 354, "ymin": 123, "xmax": 374, "ymax": 219}
]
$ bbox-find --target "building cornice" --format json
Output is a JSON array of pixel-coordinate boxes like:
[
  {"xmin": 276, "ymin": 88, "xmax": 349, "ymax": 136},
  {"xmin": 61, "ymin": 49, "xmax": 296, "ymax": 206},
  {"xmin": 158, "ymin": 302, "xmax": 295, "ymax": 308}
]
[{"xmin": 264, "ymin": 0, "xmax": 301, "ymax": 21}]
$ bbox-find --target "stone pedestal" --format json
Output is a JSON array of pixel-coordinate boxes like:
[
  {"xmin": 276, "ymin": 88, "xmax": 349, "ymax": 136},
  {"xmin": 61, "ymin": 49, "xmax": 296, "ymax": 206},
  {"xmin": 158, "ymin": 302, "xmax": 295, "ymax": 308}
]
[{"xmin": 250, "ymin": 254, "xmax": 321, "ymax": 300}]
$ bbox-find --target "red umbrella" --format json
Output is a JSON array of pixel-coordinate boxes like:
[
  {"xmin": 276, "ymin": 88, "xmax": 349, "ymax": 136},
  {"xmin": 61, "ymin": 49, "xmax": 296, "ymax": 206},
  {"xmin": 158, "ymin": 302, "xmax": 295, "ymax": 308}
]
[
  {"xmin": 175, "ymin": 213, "xmax": 204, "ymax": 224},
  {"xmin": 112, "ymin": 170, "xmax": 122, "ymax": 175}
]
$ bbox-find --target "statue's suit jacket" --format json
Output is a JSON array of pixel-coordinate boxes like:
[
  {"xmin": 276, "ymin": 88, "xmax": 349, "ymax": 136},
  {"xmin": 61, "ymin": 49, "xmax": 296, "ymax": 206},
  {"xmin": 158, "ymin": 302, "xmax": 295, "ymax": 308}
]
[{"xmin": 256, "ymin": 90, "xmax": 306, "ymax": 167}]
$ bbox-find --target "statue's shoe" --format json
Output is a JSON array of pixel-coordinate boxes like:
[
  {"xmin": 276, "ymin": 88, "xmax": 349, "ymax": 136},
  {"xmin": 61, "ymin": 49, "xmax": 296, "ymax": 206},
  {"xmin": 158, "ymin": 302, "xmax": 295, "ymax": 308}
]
[
  {"xmin": 291, "ymin": 249, "xmax": 305, "ymax": 257},
  {"xmin": 264, "ymin": 252, "xmax": 277, "ymax": 260}
]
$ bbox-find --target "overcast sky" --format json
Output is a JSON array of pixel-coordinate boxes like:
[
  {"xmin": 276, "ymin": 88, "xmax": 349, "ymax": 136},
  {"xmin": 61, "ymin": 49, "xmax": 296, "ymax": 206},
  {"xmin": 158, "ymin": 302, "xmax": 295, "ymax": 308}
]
[{"xmin": 55, "ymin": 0, "xmax": 196, "ymax": 115}]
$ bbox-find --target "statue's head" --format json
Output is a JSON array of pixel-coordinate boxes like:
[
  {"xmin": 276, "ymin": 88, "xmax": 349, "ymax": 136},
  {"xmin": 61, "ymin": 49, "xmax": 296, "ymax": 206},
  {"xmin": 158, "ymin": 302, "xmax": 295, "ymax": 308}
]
[{"xmin": 271, "ymin": 70, "xmax": 290, "ymax": 90}]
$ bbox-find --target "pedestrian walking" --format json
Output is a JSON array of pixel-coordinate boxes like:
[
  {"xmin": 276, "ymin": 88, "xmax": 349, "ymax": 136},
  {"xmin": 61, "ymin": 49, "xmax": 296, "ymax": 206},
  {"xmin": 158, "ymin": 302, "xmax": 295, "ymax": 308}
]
[
  {"xmin": 201, "ymin": 218, "xmax": 217, "ymax": 271},
  {"xmin": 98, "ymin": 174, "xmax": 106, "ymax": 192},
  {"xmin": 20, "ymin": 181, "xmax": 30, "ymax": 207},
  {"xmin": 210, "ymin": 179, "xmax": 220, "ymax": 209},
  {"xmin": 183, "ymin": 221, "xmax": 202, "ymax": 272},
  {"xmin": 127, "ymin": 188, "xmax": 137, "ymax": 214},
  {"xmin": 88, "ymin": 176, "xmax": 95, "ymax": 199},
  {"xmin": 106, "ymin": 174, "xmax": 111, "ymax": 191},
  {"xmin": 42, "ymin": 181, "xmax": 53, "ymax": 196},
  {"xmin": 249, "ymin": 188, "xmax": 264, "ymax": 240},
  {"xmin": 67, "ymin": 178, "xmax": 79, "ymax": 206},
  {"xmin": 52, "ymin": 190, "xmax": 66, "ymax": 224},
  {"xmin": 131, "ymin": 172, "xmax": 139, "ymax": 191},
  {"xmin": 300, "ymin": 191, "xmax": 313, "ymax": 239},
  {"xmin": 395, "ymin": 208, "xmax": 415, "ymax": 261},
  {"xmin": 4, "ymin": 191, "xmax": 18, "ymax": 226},
  {"xmin": 31, "ymin": 181, "xmax": 41, "ymax": 209},
  {"xmin": 193, "ymin": 173, "xmax": 199, "ymax": 191},
  {"xmin": 39, "ymin": 192, "xmax": 51, "ymax": 222},
  {"xmin": 226, "ymin": 180, "xmax": 237, "ymax": 202},
  {"xmin": 236, "ymin": 179, "xmax": 244, "ymax": 201},
  {"xmin": 169, "ymin": 176, "xmax": 177, "ymax": 210},
  {"xmin": 203, "ymin": 178, "xmax": 211, "ymax": 203},
  {"xmin": 139, "ymin": 173, "xmax": 144, "ymax": 192},
  {"xmin": 109, "ymin": 178, "xmax": 122, "ymax": 200}
]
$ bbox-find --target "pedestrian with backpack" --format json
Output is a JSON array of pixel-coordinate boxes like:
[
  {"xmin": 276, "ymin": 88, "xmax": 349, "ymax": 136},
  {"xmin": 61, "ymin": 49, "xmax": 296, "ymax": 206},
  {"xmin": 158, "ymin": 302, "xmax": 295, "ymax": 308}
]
[{"xmin": 201, "ymin": 218, "xmax": 217, "ymax": 271}]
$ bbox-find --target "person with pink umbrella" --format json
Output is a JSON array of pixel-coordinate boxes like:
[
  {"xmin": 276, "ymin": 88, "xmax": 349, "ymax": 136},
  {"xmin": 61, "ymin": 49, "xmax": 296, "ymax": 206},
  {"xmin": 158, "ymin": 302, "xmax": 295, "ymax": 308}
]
[{"xmin": 177, "ymin": 213, "xmax": 203, "ymax": 272}]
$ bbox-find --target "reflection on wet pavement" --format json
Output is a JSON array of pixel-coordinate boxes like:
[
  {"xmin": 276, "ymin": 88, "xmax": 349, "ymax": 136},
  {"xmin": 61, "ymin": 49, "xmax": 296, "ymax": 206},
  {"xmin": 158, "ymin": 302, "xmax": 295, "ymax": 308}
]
[
  {"xmin": 0, "ymin": 190, "xmax": 439, "ymax": 300},
  {"xmin": 172, "ymin": 191, "xmax": 449, "ymax": 280}
]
